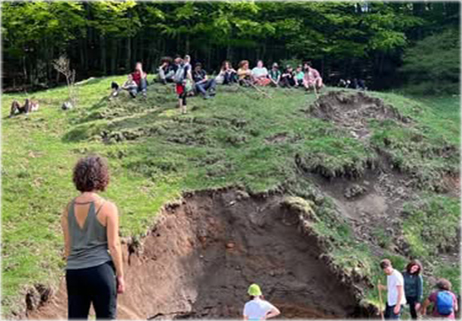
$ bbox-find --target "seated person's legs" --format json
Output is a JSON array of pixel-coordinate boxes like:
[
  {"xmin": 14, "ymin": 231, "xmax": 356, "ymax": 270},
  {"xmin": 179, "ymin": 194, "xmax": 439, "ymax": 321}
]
[
  {"xmin": 195, "ymin": 83, "xmax": 207, "ymax": 96},
  {"xmin": 165, "ymin": 70, "xmax": 175, "ymax": 82},
  {"xmin": 9, "ymin": 100, "xmax": 20, "ymax": 117},
  {"xmin": 139, "ymin": 78, "xmax": 148, "ymax": 97},
  {"xmin": 128, "ymin": 86, "xmax": 138, "ymax": 98},
  {"xmin": 158, "ymin": 67, "xmax": 167, "ymax": 83},
  {"xmin": 111, "ymin": 82, "xmax": 120, "ymax": 97}
]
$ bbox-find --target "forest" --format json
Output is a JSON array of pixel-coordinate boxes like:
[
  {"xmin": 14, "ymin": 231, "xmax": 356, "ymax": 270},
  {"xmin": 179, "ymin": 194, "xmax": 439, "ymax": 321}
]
[{"xmin": 2, "ymin": 1, "xmax": 460, "ymax": 94}]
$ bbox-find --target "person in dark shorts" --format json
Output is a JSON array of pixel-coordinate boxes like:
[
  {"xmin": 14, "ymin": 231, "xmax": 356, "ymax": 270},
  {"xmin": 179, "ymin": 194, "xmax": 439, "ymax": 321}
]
[
  {"xmin": 174, "ymin": 56, "xmax": 191, "ymax": 114},
  {"xmin": 61, "ymin": 155, "xmax": 125, "ymax": 319}
]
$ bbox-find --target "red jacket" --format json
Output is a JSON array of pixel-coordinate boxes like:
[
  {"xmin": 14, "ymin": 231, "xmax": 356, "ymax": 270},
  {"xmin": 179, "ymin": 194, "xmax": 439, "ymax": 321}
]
[{"xmin": 131, "ymin": 71, "xmax": 142, "ymax": 86}]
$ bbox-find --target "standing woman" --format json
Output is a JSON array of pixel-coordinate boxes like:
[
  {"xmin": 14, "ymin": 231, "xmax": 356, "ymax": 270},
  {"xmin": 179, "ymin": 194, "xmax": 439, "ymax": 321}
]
[
  {"xmin": 403, "ymin": 260, "xmax": 424, "ymax": 320},
  {"xmin": 243, "ymin": 284, "xmax": 280, "ymax": 321},
  {"xmin": 61, "ymin": 155, "xmax": 125, "ymax": 319}
]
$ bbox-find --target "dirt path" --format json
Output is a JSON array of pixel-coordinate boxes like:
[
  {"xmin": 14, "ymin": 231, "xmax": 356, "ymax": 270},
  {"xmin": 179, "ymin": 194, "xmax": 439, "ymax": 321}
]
[{"xmin": 28, "ymin": 189, "xmax": 365, "ymax": 319}]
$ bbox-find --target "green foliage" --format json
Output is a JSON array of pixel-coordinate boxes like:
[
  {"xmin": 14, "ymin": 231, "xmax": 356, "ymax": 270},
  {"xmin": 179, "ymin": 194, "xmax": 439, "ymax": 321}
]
[
  {"xmin": 3, "ymin": 1, "xmax": 456, "ymax": 90},
  {"xmin": 402, "ymin": 195, "xmax": 459, "ymax": 259},
  {"xmin": 400, "ymin": 28, "xmax": 460, "ymax": 95}
]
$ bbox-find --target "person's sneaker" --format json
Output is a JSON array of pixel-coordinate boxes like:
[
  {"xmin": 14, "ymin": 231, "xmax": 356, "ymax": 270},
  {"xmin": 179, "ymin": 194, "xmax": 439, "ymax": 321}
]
[
  {"xmin": 209, "ymin": 90, "xmax": 216, "ymax": 97},
  {"xmin": 130, "ymin": 92, "xmax": 136, "ymax": 98},
  {"xmin": 204, "ymin": 95, "xmax": 210, "ymax": 100},
  {"xmin": 142, "ymin": 91, "xmax": 147, "ymax": 98}
]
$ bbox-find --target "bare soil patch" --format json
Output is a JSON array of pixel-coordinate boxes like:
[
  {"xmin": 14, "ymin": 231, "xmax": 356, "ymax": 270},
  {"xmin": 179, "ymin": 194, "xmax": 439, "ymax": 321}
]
[
  {"xmin": 27, "ymin": 189, "xmax": 369, "ymax": 319},
  {"xmin": 308, "ymin": 91, "xmax": 411, "ymax": 140}
]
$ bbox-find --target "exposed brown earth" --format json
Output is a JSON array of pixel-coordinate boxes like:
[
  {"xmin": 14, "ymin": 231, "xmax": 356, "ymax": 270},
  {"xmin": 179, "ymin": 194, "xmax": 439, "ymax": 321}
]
[{"xmin": 27, "ymin": 189, "xmax": 370, "ymax": 320}]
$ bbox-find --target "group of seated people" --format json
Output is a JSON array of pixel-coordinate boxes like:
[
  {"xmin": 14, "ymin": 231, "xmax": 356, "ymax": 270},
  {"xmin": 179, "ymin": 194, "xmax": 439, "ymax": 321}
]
[
  {"xmin": 234, "ymin": 60, "xmax": 323, "ymax": 91},
  {"xmin": 111, "ymin": 56, "xmax": 325, "ymax": 114}
]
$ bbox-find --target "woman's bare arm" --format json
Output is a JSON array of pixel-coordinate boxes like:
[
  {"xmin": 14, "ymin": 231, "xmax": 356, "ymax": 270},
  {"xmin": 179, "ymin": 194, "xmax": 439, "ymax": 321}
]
[
  {"xmin": 266, "ymin": 307, "xmax": 281, "ymax": 319},
  {"xmin": 420, "ymin": 298, "xmax": 431, "ymax": 315},
  {"xmin": 61, "ymin": 204, "xmax": 71, "ymax": 259},
  {"xmin": 106, "ymin": 202, "xmax": 124, "ymax": 279}
]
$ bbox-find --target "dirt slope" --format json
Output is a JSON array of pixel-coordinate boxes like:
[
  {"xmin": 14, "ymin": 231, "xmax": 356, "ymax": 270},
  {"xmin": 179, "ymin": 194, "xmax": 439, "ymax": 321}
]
[{"xmin": 28, "ymin": 189, "xmax": 368, "ymax": 319}]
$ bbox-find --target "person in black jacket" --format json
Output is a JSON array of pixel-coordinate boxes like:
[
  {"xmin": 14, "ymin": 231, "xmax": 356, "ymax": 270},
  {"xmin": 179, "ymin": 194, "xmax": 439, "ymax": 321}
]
[{"xmin": 403, "ymin": 259, "xmax": 424, "ymax": 319}]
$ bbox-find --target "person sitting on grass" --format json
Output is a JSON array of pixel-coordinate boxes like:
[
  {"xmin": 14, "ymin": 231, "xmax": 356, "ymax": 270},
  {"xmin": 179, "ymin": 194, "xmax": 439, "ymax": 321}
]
[
  {"xmin": 193, "ymin": 63, "xmax": 216, "ymax": 99},
  {"xmin": 237, "ymin": 60, "xmax": 252, "ymax": 86},
  {"xmin": 251, "ymin": 60, "xmax": 271, "ymax": 86},
  {"xmin": 111, "ymin": 74, "xmax": 138, "ymax": 98},
  {"xmin": 303, "ymin": 62, "xmax": 323, "ymax": 94},
  {"xmin": 294, "ymin": 65, "xmax": 304, "ymax": 87},
  {"xmin": 9, "ymin": 99, "xmax": 31, "ymax": 117},
  {"xmin": 268, "ymin": 63, "xmax": 281, "ymax": 87},
  {"xmin": 280, "ymin": 65, "xmax": 296, "ymax": 88},
  {"xmin": 421, "ymin": 278, "xmax": 458, "ymax": 319},
  {"xmin": 157, "ymin": 56, "xmax": 175, "ymax": 84},
  {"xmin": 133, "ymin": 62, "xmax": 148, "ymax": 97},
  {"xmin": 243, "ymin": 284, "xmax": 280, "ymax": 321},
  {"xmin": 217, "ymin": 60, "xmax": 237, "ymax": 85},
  {"xmin": 111, "ymin": 62, "xmax": 148, "ymax": 98}
]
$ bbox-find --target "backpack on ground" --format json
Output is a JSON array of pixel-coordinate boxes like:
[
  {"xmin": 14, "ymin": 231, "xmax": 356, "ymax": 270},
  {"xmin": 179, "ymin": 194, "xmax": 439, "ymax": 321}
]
[
  {"xmin": 174, "ymin": 64, "xmax": 185, "ymax": 84},
  {"xmin": 436, "ymin": 290, "xmax": 454, "ymax": 316}
]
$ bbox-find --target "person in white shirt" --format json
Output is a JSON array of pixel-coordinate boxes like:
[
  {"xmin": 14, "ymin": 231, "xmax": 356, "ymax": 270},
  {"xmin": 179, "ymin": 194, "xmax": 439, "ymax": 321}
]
[
  {"xmin": 379, "ymin": 259, "xmax": 407, "ymax": 319},
  {"xmin": 251, "ymin": 60, "xmax": 271, "ymax": 86},
  {"xmin": 243, "ymin": 284, "xmax": 280, "ymax": 321}
]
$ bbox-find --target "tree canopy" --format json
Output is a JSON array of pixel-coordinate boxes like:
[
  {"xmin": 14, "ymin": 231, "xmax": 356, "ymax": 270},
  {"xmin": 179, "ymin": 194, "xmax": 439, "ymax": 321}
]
[{"xmin": 2, "ymin": 1, "xmax": 460, "ymax": 93}]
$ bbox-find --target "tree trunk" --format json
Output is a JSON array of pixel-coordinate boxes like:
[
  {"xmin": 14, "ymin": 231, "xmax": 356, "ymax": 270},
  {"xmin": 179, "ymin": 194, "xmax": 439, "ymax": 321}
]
[
  {"xmin": 100, "ymin": 34, "xmax": 107, "ymax": 75},
  {"xmin": 110, "ymin": 38, "xmax": 117, "ymax": 75},
  {"xmin": 126, "ymin": 37, "xmax": 132, "ymax": 71}
]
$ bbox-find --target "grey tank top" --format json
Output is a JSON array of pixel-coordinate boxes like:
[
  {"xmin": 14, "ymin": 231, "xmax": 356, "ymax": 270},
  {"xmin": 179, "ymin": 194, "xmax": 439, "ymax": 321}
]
[{"xmin": 66, "ymin": 199, "xmax": 112, "ymax": 270}]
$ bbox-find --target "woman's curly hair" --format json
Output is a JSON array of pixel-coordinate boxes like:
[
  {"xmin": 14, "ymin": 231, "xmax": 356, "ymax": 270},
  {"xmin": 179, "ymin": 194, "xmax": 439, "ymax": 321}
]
[{"xmin": 73, "ymin": 155, "xmax": 110, "ymax": 192}]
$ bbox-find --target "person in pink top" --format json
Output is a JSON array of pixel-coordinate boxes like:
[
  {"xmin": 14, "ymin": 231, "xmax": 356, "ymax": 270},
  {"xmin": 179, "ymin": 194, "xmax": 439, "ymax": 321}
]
[
  {"xmin": 421, "ymin": 278, "xmax": 458, "ymax": 319},
  {"xmin": 302, "ymin": 62, "xmax": 323, "ymax": 94}
]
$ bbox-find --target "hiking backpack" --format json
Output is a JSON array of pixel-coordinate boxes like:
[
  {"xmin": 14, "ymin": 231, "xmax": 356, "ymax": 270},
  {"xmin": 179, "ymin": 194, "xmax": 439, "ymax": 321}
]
[
  {"xmin": 436, "ymin": 291, "xmax": 454, "ymax": 316},
  {"xmin": 174, "ymin": 64, "xmax": 186, "ymax": 84}
]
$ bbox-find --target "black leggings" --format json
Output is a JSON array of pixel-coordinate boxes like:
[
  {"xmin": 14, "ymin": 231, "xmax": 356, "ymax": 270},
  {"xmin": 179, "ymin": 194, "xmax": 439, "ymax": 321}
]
[
  {"xmin": 179, "ymin": 91, "xmax": 187, "ymax": 106},
  {"xmin": 406, "ymin": 296, "xmax": 419, "ymax": 320},
  {"xmin": 66, "ymin": 261, "xmax": 117, "ymax": 320}
]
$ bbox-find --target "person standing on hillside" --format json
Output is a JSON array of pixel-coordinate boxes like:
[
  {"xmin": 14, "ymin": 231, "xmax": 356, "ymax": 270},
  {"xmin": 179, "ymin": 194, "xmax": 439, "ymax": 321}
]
[
  {"xmin": 174, "ymin": 56, "xmax": 192, "ymax": 114},
  {"xmin": 243, "ymin": 284, "xmax": 281, "ymax": 321},
  {"xmin": 421, "ymin": 278, "xmax": 458, "ymax": 319},
  {"xmin": 378, "ymin": 259, "xmax": 406, "ymax": 319},
  {"xmin": 402, "ymin": 259, "xmax": 424, "ymax": 320},
  {"xmin": 61, "ymin": 155, "xmax": 125, "ymax": 319}
]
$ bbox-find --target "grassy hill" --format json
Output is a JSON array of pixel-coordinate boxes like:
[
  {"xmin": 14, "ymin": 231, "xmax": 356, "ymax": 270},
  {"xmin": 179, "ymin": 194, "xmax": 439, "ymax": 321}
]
[{"xmin": 2, "ymin": 77, "xmax": 460, "ymax": 317}]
